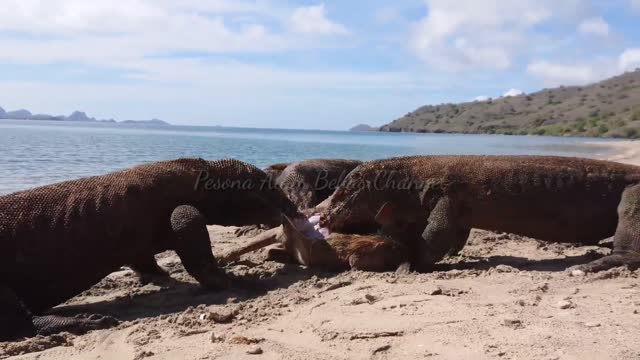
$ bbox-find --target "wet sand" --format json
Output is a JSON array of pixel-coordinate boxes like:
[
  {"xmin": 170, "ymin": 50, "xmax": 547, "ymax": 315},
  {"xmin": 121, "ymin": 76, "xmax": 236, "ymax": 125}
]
[
  {"xmin": 3, "ymin": 143, "xmax": 640, "ymax": 360},
  {"xmin": 585, "ymin": 140, "xmax": 640, "ymax": 166}
]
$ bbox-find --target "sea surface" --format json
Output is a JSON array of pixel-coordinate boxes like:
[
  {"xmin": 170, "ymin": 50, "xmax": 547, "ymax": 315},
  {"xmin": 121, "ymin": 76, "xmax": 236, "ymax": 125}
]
[{"xmin": 0, "ymin": 120, "xmax": 618, "ymax": 195}]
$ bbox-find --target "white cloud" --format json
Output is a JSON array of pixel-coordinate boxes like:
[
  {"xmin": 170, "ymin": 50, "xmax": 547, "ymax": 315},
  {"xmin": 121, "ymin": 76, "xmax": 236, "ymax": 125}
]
[
  {"xmin": 528, "ymin": 47, "xmax": 640, "ymax": 87},
  {"xmin": 619, "ymin": 48, "xmax": 640, "ymax": 71},
  {"xmin": 409, "ymin": 0, "xmax": 588, "ymax": 71},
  {"xmin": 0, "ymin": 0, "xmax": 276, "ymax": 35},
  {"xmin": 578, "ymin": 17, "xmax": 610, "ymax": 36},
  {"xmin": 0, "ymin": 0, "xmax": 354, "ymax": 68},
  {"xmin": 473, "ymin": 95, "xmax": 490, "ymax": 101},
  {"xmin": 503, "ymin": 88, "xmax": 524, "ymax": 97},
  {"xmin": 526, "ymin": 59, "xmax": 623, "ymax": 86},
  {"xmin": 527, "ymin": 61, "xmax": 598, "ymax": 86},
  {"xmin": 289, "ymin": 4, "xmax": 349, "ymax": 35},
  {"xmin": 0, "ymin": 0, "xmax": 293, "ymax": 66}
]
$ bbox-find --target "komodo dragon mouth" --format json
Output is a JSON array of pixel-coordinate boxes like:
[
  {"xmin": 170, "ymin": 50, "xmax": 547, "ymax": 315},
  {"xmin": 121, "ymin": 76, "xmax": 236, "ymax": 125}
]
[{"xmin": 299, "ymin": 214, "xmax": 331, "ymax": 239}]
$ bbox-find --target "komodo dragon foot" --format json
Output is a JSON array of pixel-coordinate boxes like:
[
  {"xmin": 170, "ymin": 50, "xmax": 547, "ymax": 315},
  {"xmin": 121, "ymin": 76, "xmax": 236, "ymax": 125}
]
[
  {"xmin": 571, "ymin": 184, "xmax": 640, "ymax": 273},
  {"xmin": 0, "ymin": 287, "xmax": 119, "ymax": 341},
  {"xmin": 570, "ymin": 252, "xmax": 640, "ymax": 273}
]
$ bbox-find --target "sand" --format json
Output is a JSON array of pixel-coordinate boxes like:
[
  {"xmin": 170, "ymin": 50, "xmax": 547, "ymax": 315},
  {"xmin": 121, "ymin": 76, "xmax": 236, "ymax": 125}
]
[
  {"xmin": 582, "ymin": 140, "xmax": 640, "ymax": 166},
  {"xmin": 3, "ymin": 142, "xmax": 640, "ymax": 360}
]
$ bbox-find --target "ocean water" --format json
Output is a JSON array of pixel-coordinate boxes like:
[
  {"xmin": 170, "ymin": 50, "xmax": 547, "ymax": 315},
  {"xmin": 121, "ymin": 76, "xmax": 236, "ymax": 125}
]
[{"xmin": 0, "ymin": 120, "xmax": 617, "ymax": 195}]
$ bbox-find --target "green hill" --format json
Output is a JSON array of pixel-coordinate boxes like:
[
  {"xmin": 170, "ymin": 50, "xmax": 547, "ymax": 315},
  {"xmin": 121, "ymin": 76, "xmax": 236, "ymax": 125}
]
[{"xmin": 380, "ymin": 69, "xmax": 640, "ymax": 138}]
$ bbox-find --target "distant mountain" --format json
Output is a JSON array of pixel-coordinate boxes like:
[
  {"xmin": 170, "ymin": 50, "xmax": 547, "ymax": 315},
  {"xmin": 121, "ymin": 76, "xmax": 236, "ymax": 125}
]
[
  {"xmin": 66, "ymin": 111, "xmax": 96, "ymax": 122},
  {"xmin": 349, "ymin": 123, "xmax": 379, "ymax": 132},
  {"xmin": 0, "ymin": 105, "xmax": 171, "ymax": 126},
  {"xmin": 30, "ymin": 114, "xmax": 65, "ymax": 121},
  {"xmin": 5, "ymin": 109, "xmax": 32, "ymax": 120},
  {"xmin": 121, "ymin": 118, "xmax": 170, "ymax": 126},
  {"xmin": 380, "ymin": 69, "xmax": 640, "ymax": 138}
]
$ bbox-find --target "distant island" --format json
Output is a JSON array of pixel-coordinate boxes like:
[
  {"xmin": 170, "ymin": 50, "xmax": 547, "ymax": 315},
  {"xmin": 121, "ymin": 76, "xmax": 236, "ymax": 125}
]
[
  {"xmin": 349, "ymin": 124, "xmax": 379, "ymax": 132},
  {"xmin": 0, "ymin": 106, "xmax": 170, "ymax": 126},
  {"xmin": 379, "ymin": 69, "xmax": 640, "ymax": 138}
]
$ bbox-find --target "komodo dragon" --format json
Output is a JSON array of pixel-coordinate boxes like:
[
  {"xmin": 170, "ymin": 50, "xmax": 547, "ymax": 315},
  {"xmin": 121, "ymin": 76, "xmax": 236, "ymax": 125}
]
[
  {"xmin": 275, "ymin": 159, "xmax": 363, "ymax": 210},
  {"xmin": 0, "ymin": 158, "xmax": 300, "ymax": 341},
  {"xmin": 320, "ymin": 155, "xmax": 640, "ymax": 272},
  {"xmin": 235, "ymin": 159, "xmax": 362, "ymax": 236},
  {"xmin": 264, "ymin": 162, "xmax": 291, "ymax": 181}
]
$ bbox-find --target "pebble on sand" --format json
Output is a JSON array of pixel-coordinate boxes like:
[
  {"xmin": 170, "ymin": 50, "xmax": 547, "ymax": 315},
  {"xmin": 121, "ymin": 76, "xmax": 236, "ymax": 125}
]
[
  {"xmin": 503, "ymin": 319, "xmax": 523, "ymax": 328},
  {"xmin": 210, "ymin": 332, "xmax": 225, "ymax": 343},
  {"xmin": 247, "ymin": 346, "xmax": 263, "ymax": 355},
  {"xmin": 570, "ymin": 270, "xmax": 586, "ymax": 277},
  {"xmin": 210, "ymin": 310, "xmax": 235, "ymax": 323},
  {"xmin": 557, "ymin": 300, "xmax": 574, "ymax": 309}
]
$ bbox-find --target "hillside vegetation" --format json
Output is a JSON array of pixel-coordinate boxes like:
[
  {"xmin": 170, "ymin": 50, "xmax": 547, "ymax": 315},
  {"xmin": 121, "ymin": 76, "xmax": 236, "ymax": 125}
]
[{"xmin": 381, "ymin": 69, "xmax": 640, "ymax": 138}]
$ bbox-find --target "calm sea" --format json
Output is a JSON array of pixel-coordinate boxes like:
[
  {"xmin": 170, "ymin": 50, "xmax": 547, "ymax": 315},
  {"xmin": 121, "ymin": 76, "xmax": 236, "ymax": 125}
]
[{"xmin": 0, "ymin": 120, "xmax": 618, "ymax": 195}]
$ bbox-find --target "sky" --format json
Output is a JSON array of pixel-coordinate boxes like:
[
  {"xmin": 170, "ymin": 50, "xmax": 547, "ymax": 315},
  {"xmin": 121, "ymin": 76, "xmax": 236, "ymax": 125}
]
[{"xmin": 1, "ymin": 0, "xmax": 640, "ymax": 130}]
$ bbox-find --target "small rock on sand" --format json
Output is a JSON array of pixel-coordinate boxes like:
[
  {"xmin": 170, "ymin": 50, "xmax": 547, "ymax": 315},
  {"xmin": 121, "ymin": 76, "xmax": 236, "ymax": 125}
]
[
  {"xmin": 570, "ymin": 270, "xmax": 586, "ymax": 277},
  {"xmin": 247, "ymin": 346, "xmax": 263, "ymax": 355},
  {"xmin": 494, "ymin": 265, "xmax": 518, "ymax": 273},
  {"xmin": 503, "ymin": 319, "xmax": 523, "ymax": 329},
  {"xmin": 557, "ymin": 300, "xmax": 574, "ymax": 309},
  {"xmin": 210, "ymin": 310, "xmax": 235, "ymax": 323},
  {"xmin": 210, "ymin": 332, "xmax": 225, "ymax": 343},
  {"xmin": 429, "ymin": 287, "xmax": 443, "ymax": 295},
  {"xmin": 133, "ymin": 351, "xmax": 155, "ymax": 360}
]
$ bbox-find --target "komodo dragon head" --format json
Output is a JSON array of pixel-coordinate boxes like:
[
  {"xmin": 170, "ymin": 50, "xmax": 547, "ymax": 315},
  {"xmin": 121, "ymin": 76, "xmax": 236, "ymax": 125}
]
[
  {"xmin": 264, "ymin": 162, "xmax": 291, "ymax": 180},
  {"xmin": 194, "ymin": 159, "xmax": 303, "ymax": 227},
  {"xmin": 320, "ymin": 165, "xmax": 422, "ymax": 235}
]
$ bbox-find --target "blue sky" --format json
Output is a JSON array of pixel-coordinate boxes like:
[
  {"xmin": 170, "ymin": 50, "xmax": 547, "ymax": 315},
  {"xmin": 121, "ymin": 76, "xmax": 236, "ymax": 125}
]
[{"xmin": 1, "ymin": 0, "xmax": 639, "ymax": 129}]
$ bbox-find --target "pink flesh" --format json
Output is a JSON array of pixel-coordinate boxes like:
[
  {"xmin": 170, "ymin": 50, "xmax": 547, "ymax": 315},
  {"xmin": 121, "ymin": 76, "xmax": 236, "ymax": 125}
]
[{"xmin": 293, "ymin": 214, "xmax": 330, "ymax": 241}]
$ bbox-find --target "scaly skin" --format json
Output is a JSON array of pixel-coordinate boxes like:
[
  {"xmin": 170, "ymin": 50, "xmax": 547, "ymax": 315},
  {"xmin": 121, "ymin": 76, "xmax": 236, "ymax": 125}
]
[
  {"xmin": 321, "ymin": 155, "xmax": 640, "ymax": 271},
  {"xmin": 264, "ymin": 162, "xmax": 291, "ymax": 182},
  {"xmin": 32, "ymin": 314, "xmax": 120, "ymax": 336},
  {"xmin": 276, "ymin": 159, "xmax": 362, "ymax": 210},
  {"xmin": 0, "ymin": 158, "xmax": 300, "ymax": 341},
  {"xmin": 235, "ymin": 159, "xmax": 362, "ymax": 237}
]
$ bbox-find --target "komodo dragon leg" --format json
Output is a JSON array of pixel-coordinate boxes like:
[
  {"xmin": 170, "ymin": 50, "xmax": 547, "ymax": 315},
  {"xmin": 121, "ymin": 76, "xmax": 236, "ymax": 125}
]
[
  {"xmin": 418, "ymin": 195, "xmax": 471, "ymax": 269},
  {"xmin": 572, "ymin": 184, "xmax": 640, "ymax": 272},
  {"xmin": 129, "ymin": 254, "xmax": 170, "ymax": 284},
  {"xmin": 170, "ymin": 205, "xmax": 230, "ymax": 289},
  {"xmin": 0, "ymin": 286, "xmax": 36, "ymax": 341},
  {"xmin": 0, "ymin": 287, "xmax": 118, "ymax": 341}
]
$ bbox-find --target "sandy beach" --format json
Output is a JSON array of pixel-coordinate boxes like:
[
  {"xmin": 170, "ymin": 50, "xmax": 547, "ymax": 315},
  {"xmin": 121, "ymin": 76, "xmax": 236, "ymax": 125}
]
[
  {"xmin": 584, "ymin": 140, "xmax": 640, "ymax": 166},
  {"xmin": 3, "ymin": 141, "xmax": 640, "ymax": 360}
]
